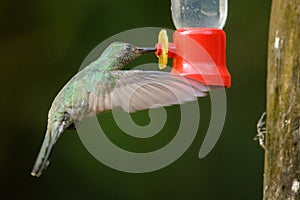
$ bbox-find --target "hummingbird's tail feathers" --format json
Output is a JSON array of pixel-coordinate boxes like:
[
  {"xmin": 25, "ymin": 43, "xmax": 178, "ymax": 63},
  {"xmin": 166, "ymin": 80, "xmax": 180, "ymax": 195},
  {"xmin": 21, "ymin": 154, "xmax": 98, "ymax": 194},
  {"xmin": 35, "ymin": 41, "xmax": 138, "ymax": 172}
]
[
  {"xmin": 31, "ymin": 125, "xmax": 63, "ymax": 177},
  {"xmin": 90, "ymin": 70, "xmax": 208, "ymax": 113}
]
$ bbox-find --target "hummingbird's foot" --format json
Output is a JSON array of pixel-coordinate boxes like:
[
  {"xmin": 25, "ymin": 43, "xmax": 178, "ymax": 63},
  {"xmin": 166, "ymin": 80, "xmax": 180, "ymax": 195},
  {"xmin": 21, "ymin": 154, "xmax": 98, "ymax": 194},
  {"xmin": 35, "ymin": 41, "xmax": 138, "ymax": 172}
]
[
  {"xmin": 66, "ymin": 120, "xmax": 80, "ymax": 130},
  {"xmin": 254, "ymin": 112, "xmax": 267, "ymax": 149},
  {"xmin": 67, "ymin": 123, "xmax": 77, "ymax": 130}
]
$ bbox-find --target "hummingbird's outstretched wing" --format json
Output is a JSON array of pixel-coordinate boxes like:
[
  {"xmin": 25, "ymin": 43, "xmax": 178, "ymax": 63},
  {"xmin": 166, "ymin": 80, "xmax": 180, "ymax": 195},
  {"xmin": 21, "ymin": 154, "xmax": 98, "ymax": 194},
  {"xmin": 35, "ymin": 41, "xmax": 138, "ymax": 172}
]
[{"xmin": 88, "ymin": 70, "xmax": 208, "ymax": 113}]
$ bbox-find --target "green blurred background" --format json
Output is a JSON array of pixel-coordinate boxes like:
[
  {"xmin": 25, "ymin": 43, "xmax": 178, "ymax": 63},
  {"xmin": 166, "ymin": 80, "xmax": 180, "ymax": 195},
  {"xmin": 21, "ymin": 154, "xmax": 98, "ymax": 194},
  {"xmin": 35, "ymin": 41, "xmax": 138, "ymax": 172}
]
[{"xmin": 1, "ymin": 0, "xmax": 271, "ymax": 199}]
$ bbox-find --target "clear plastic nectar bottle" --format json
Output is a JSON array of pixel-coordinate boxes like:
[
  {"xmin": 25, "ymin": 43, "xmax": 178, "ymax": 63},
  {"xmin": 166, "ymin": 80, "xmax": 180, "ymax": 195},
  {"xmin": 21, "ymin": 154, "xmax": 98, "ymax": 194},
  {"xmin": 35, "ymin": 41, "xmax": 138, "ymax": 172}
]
[{"xmin": 171, "ymin": 0, "xmax": 228, "ymax": 29}]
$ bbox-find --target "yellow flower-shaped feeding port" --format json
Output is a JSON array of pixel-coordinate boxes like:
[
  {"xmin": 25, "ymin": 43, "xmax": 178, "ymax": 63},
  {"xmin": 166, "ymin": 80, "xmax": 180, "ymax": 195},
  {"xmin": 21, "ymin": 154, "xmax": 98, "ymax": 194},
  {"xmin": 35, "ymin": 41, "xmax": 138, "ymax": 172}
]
[{"xmin": 157, "ymin": 30, "xmax": 169, "ymax": 70}]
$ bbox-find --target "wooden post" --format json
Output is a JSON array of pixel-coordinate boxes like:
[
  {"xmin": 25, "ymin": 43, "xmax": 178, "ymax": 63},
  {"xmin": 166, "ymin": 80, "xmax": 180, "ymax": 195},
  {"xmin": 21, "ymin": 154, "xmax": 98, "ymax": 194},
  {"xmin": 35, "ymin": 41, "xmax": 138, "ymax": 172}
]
[{"xmin": 263, "ymin": 0, "xmax": 300, "ymax": 199}]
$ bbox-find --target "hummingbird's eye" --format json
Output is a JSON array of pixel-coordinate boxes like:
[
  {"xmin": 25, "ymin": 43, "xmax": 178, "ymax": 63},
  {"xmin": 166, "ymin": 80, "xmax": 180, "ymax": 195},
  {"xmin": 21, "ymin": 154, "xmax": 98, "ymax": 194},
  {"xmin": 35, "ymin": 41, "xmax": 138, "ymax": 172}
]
[{"xmin": 125, "ymin": 44, "xmax": 133, "ymax": 51}]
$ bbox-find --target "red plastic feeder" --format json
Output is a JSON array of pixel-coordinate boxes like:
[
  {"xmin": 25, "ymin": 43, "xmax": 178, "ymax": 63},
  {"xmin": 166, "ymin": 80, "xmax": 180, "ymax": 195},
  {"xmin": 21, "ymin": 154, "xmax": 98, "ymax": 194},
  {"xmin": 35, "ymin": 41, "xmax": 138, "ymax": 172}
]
[{"xmin": 156, "ymin": 28, "xmax": 231, "ymax": 88}]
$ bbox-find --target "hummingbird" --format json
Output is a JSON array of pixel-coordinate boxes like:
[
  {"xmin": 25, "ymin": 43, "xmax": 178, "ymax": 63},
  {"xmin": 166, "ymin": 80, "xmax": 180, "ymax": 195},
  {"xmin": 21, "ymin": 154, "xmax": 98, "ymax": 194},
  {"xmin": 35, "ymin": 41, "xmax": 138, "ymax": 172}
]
[{"xmin": 31, "ymin": 42, "xmax": 208, "ymax": 177}]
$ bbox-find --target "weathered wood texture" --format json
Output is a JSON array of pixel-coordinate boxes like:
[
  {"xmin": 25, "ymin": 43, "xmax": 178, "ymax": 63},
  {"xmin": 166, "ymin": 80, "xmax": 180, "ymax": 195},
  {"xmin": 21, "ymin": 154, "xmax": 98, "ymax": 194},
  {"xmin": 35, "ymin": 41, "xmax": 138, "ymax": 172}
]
[{"xmin": 264, "ymin": 0, "xmax": 300, "ymax": 199}]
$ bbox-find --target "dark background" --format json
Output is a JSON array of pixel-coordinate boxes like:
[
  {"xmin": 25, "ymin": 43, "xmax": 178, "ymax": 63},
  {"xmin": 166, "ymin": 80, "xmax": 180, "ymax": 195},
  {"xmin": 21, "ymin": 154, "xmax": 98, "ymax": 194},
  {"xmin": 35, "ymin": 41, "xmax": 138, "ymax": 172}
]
[{"xmin": 1, "ymin": 0, "xmax": 271, "ymax": 199}]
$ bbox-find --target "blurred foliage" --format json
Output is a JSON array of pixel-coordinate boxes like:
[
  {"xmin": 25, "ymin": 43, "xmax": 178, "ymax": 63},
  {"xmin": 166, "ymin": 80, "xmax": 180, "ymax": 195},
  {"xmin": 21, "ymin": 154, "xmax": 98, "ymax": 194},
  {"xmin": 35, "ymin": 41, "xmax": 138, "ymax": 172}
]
[{"xmin": 0, "ymin": 0, "xmax": 271, "ymax": 199}]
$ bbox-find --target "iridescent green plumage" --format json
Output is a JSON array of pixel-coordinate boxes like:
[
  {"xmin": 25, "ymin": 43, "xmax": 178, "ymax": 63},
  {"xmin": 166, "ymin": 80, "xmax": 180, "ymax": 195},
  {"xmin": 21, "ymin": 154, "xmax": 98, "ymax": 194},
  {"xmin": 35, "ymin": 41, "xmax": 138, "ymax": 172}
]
[{"xmin": 31, "ymin": 42, "xmax": 207, "ymax": 177}]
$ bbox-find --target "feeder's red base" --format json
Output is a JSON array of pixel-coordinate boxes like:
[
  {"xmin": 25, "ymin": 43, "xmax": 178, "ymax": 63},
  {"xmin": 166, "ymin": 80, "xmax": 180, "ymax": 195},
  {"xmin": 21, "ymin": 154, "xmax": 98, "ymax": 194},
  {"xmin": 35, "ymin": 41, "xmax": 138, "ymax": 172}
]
[{"xmin": 169, "ymin": 28, "xmax": 231, "ymax": 88}]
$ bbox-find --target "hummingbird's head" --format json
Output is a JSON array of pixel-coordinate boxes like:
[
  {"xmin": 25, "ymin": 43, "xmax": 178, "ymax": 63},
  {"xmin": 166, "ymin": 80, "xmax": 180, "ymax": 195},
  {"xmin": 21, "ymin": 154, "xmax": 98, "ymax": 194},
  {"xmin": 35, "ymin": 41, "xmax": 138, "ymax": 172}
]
[
  {"xmin": 110, "ymin": 42, "xmax": 156, "ymax": 55},
  {"xmin": 104, "ymin": 42, "xmax": 156, "ymax": 67}
]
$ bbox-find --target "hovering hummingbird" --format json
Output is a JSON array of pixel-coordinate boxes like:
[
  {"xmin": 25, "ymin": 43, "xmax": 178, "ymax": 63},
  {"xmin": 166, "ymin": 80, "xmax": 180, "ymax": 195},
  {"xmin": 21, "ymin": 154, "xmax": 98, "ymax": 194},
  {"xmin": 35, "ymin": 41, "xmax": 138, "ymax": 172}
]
[{"xmin": 31, "ymin": 42, "xmax": 208, "ymax": 177}]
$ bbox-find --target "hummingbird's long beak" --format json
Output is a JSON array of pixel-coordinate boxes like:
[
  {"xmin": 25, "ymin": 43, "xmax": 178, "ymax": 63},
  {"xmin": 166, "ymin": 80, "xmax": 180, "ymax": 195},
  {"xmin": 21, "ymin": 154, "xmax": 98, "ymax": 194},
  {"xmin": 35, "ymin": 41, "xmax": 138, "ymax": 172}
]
[{"xmin": 137, "ymin": 47, "xmax": 157, "ymax": 54}]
